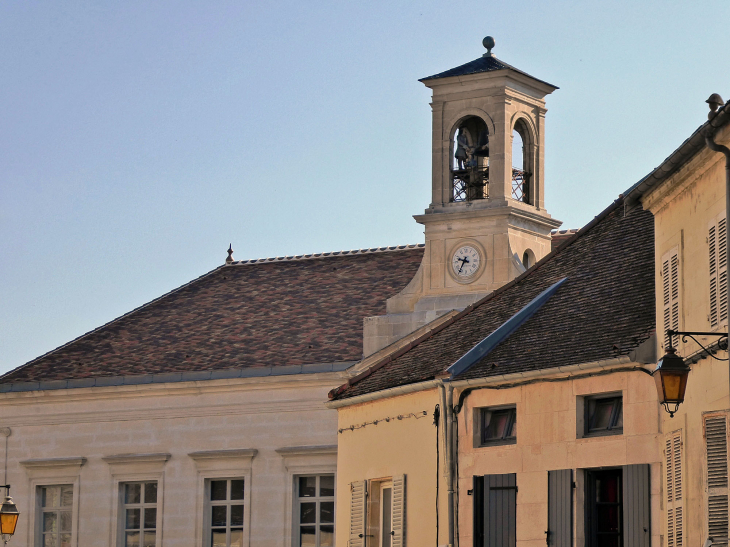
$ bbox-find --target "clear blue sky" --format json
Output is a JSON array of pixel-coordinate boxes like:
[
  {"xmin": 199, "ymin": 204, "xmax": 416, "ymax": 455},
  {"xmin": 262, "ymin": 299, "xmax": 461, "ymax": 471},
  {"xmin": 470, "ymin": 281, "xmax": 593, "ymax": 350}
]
[{"xmin": 2, "ymin": 1, "xmax": 729, "ymax": 375}]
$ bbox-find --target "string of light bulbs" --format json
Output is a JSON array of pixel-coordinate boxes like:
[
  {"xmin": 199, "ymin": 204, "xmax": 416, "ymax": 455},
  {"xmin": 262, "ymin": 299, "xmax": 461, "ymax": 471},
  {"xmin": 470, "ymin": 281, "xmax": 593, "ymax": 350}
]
[{"xmin": 338, "ymin": 410, "xmax": 429, "ymax": 434}]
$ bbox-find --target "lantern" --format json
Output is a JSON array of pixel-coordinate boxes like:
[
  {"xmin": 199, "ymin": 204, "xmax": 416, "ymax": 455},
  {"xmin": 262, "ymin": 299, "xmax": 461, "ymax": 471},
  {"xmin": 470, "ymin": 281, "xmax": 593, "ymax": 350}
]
[
  {"xmin": 653, "ymin": 346, "xmax": 691, "ymax": 417},
  {"xmin": 0, "ymin": 494, "xmax": 19, "ymax": 539}
]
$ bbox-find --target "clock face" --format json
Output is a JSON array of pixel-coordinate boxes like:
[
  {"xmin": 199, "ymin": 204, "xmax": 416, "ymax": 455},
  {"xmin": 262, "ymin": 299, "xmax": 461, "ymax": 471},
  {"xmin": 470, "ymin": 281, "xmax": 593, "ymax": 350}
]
[{"xmin": 452, "ymin": 245, "xmax": 481, "ymax": 279}]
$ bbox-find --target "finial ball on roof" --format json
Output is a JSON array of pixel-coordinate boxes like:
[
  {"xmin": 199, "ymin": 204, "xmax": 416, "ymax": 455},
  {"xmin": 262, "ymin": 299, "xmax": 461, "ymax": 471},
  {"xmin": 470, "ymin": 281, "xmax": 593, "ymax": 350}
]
[{"xmin": 482, "ymin": 36, "xmax": 495, "ymax": 55}]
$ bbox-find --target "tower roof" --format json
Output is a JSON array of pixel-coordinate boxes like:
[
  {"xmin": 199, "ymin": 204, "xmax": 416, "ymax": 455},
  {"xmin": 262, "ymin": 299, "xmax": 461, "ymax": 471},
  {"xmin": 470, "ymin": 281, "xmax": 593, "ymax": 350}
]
[{"xmin": 420, "ymin": 54, "xmax": 557, "ymax": 89}]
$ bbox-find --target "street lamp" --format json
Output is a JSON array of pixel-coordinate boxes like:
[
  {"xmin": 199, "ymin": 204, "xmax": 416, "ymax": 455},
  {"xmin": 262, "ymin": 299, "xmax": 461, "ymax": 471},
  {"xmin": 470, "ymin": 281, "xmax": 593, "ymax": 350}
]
[
  {"xmin": 0, "ymin": 486, "xmax": 19, "ymax": 545},
  {"xmin": 654, "ymin": 330, "xmax": 728, "ymax": 417}
]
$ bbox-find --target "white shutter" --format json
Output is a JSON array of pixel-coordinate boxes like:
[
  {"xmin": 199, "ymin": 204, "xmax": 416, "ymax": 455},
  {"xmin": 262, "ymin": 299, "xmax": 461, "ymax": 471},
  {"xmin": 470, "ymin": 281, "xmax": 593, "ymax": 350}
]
[
  {"xmin": 349, "ymin": 481, "xmax": 367, "ymax": 547},
  {"xmin": 705, "ymin": 413, "xmax": 729, "ymax": 547},
  {"xmin": 710, "ymin": 214, "xmax": 728, "ymax": 328},
  {"xmin": 666, "ymin": 430, "xmax": 683, "ymax": 547},
  {"xmin": 661, "ymin": 247, "xmax": 681, "ymax": 349},
  {"xmin": 392, "ymin": 475, "xmax": 406, "ymax": 547}
]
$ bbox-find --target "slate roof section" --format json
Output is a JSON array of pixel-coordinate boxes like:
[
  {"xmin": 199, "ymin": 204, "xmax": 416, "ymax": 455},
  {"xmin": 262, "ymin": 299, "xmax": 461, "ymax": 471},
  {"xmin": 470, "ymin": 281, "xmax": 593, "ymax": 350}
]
[
  {"xmin": 0, "ymin": 245, "xmax": 424, "ymax": 385},
  {"xmin": 331, "ymin": 199, "xmax": 655, "ymax": 400},
  {"xmin": 419, "ymin": 55, "xmax": 558, "ymax": 89}
]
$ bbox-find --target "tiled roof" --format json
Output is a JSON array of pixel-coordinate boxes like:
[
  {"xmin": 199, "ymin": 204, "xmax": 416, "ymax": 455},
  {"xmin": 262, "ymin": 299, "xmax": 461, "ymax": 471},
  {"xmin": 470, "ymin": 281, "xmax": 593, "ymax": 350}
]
[
  {"xmin": 419, "ymin": 55, "xmax": 557, "ymax": 89},
  {"xmin": 332, "ymin": 199, "xmax": 655, "ymax": 400},
  {"xmin": 0, "ymin": 245, "xmax": 424, "ymax": 385}
]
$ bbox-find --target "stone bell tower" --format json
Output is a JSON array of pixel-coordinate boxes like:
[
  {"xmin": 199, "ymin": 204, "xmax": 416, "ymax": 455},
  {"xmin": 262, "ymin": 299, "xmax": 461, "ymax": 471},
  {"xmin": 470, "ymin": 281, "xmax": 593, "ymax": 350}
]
[{"xmin": 363, "ymin": 36, "xmax": 562, "ymax": 356}]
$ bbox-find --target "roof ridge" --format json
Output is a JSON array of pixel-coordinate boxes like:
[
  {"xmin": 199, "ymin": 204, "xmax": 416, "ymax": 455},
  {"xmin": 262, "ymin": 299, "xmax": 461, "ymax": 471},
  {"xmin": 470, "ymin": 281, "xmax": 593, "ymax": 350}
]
[
  {"xmin": 229, "ymin": 244, "xmax": 425, "ymax": 265},
  {"xmin": 329, "ymin": 195, "xmax": 626, "ymax": 400}
]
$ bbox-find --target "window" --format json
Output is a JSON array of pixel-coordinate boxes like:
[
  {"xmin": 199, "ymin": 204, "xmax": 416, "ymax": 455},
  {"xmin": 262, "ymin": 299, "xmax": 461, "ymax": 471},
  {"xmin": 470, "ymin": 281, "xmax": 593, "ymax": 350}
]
[
  {"xmin": 121, "ymin": 482, "xmax": 157, "ymax": 547},
  {"xmin": 522, "ymin": 249, "xmax": 535, "ymax": 270},
  {"xmin": 584, "ymin": 396, "xmax": 623, "ymax": 436},
  {"xmin": 296, "ymin": 475, "xmax": 335, "ymax": 547},
  {"xmin": 480, "ymin": 406, "xmax": 517, "ymax": 446},
  {"xmin": 208, "ymin": 479, "xmax": 245, "ymax": 547},
  {"xmin": 38, "ymin": 485, "xmax": 73, "ymax": 547},
  {"xmin": 585, "ymin": 469, "xmax": 622, "ymax": 547}
]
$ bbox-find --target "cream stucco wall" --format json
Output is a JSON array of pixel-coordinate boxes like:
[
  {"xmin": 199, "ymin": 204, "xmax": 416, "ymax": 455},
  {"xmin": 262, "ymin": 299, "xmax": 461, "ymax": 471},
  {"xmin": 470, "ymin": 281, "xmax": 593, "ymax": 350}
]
[
  {"xmin": 643, "ymin": 123, "xmax": 730, "ymax": 547},
  {"xmin": 0, "ymin": 373, "xmax": 344, "ymax": 547}
]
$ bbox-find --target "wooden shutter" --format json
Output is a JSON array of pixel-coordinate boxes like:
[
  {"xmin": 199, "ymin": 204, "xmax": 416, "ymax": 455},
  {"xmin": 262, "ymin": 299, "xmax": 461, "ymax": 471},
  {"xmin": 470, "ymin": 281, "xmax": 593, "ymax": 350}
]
[
  {"xmin": 666, "ymin": 430, "xmax": 683, "ymax": 547},
  {"xmin": 547, "ymin": 470, "xmax": 573, "ymax": 547},
  {"xmin": 483, "ymin": 473, "xmax": 517, "ymax": 547},
  {"xmin": 348, "ymin": 480, "xmax": 367, "ymax": 547},
  {"xmin": 705, "ymin": 414, "xmax": 729, "ymax": 547},
  {"xmin": 661, "ymin": 247, "xmax": 681, "ymax": 349},
  {"xmin": 391, "ymin": 475, "xmax": 406, "ymax": 547},
  {"xmin": 710, "ymin": 214, "xmax": 728, "ymax": 328},
  {"xmin": 623, "ymin": 464, "xmax": 651, "ymax": 547}
]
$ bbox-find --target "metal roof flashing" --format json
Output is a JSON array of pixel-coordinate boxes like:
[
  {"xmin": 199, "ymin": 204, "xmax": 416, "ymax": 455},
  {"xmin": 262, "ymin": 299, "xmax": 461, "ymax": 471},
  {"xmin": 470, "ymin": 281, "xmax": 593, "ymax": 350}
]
[{"xmin": 446, "ymin": 277, "xmax": 568, "ymax": 377}]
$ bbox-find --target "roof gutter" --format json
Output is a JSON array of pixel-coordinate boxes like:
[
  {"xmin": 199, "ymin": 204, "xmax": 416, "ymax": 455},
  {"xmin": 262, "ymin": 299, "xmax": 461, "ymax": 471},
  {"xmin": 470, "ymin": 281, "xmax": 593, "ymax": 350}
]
[{"xmin": 326, "ymin": 355, "xmax": 650, "ymax": 409}]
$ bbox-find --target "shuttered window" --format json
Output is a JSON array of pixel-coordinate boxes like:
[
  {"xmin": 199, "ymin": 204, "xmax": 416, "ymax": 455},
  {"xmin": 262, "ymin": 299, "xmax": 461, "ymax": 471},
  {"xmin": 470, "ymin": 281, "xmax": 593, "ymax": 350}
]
[
  {"xmin": 662, "ymin": 247, "xmax": 681, "ymax": 349},
  {"xmin": 547, "ymin": 470, "xmax": 572, "ymax": 547},
  {"xmin": 710, "ymin": 214, "xmax": 728, "ymax": 328},
  {"xmin": 473, "ymin": 473, "xmax": 517, "ymax": 547},
  {"xmin": 391, "ymin": 475, "xmax": 406, "ymax": 547},
  {"xmin": 665, "ymin": 430, "xmax": 683, "ymax": 547},
  {"xmin": 348, "ymin": 481, "xmax": 367, "ymax": 547},
  {"xmin": 705, "ymin": 414, "xmax": 729, "ymax": 547},
  {"xmin": 623, "ymin": 464, "xmax": 651, "ymax": 547}
]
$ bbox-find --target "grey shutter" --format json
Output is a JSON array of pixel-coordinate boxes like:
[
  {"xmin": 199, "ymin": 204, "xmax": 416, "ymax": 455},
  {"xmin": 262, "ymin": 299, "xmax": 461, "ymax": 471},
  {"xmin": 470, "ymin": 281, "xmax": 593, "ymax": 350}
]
[
  {"xmin": 392, "ymin": 474, "xmax": 406, "ymax": 547},
  {"xmin": 706, "ymin": 414, "xmax": 729, "ymax": 547},
  {"xmin": 622, "ymin": 464, "xmax": 651, "ymax": 547},
  {"xmin": 710, "ymin": 215, "xmax": 728, "ymax": 328},
  {"xmin": 484, "ymin": 473, "xmax": 517, "ymax": 547},
  {"xmin": 661, "ymin": 247, "xmax": 680, "ymax": 349},
  {"xmin": 348, "ymin": 480, "xmax": 367, "ymax": 547},
  {"xmin": 665, "ymin": 430, "xmax": 683, "ymax": 547},
  {"xmin": 547, "ymin": 470, "xmax": 572, "ymax": 547}
]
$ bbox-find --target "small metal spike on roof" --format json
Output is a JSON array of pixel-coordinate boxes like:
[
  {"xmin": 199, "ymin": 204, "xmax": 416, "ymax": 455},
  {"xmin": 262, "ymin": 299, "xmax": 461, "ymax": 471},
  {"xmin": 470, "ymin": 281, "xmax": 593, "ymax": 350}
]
[{"xmin": 226, "ymin": 244, "xmax": 234, "ymax": 265}]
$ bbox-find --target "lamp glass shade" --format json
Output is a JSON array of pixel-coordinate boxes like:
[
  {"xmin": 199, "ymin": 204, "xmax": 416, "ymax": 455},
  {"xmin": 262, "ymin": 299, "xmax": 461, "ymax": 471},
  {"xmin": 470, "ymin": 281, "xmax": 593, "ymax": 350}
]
[
  {"xmin": 0, "ymin": 496, "xmax": 19, "ymax": 536},
  {"xmin": 654, "ymin": 347, "xmax": 690, "ymax": 408}
]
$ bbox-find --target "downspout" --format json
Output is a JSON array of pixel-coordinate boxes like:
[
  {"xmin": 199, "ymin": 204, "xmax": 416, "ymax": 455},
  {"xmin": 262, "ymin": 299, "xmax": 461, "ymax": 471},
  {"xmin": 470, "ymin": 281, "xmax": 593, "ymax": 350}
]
[{"xmin": 439, "ymin": 382, "xmax": 455, "ymax": 547}]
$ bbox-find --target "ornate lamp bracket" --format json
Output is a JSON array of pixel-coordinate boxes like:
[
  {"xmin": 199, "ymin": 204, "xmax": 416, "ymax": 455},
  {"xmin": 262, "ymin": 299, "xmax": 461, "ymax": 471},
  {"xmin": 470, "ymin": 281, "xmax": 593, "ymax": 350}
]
[{"xmin": 667, "ymin": 329, "xmax": 729, "ymax": 361}]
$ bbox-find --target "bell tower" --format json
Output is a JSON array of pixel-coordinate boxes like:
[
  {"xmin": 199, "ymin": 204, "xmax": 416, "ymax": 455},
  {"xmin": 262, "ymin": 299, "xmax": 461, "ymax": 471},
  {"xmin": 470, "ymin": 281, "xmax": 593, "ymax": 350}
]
[{"xmin": 363, "ymin": 36, "xmax": 562, "ymax": 356}]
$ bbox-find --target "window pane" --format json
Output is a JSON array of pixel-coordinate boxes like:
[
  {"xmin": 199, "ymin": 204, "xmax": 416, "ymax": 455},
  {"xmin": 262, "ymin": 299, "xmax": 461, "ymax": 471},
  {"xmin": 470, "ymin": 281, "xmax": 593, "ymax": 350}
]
[
  {"xmin": 211, "ymin": 505, "xmax": 227, "ymax": 527},
  {"xmin": 211, "ymin": 529, "xmax": 227, "ymax": 547},
  {"xmin": 144, "ymin": 482, "xmax": 157, "ymax": 504},
  {"xmin": 592, "ymin": 401, "xmax": 614, "ymax": 430},
  {"xmin": 60, "ymin": 486, "xmax": 73, "ymax": 507},
  {"xmin": 320, "ymin": 525, "xmax": 334, "ymax": 547},
  {"xmin": 126, "ymin": 484, "xmax": 141, "ymax": 504},
  {"xmin": 614, "ymin": 403, "xmax": 624, "ymax": 429},
  {"xmin": 126, "ymin": 508, "xmax": 141, "ymax": 530},
  {"xmin": 299, "ymin": 476, "xmax": 316, "ymax": 497},
  {"xmin": 230, "ymin": 529, "xmax": 243, "ymax": 547},
  {"xmin": 485, "ymin": 409, "xmax": 513, "ymax": 440},
  {"xmin": 60, "ymin": 511, "xmax": 72, "ymax": 532},
  {"xmin": 320, "ymin": 501, "xmax": 334, "ymax": 523},
  {"xmin": 320, "ymin": 475, "xmax": 335, "ymax": 497},
  {"xmin": 142, "ymin": 531, "xmax": 156, "ymax": 547},
  {"xmin": 210, "ymin": 480, "xmax": 227, "ymax": 501},
  {"xmin": 231, "ymin": 504, "xmax": 244, "ymax": 526},
  {"xmin": 60, "ymin": 534, "xmax": 71, "ymax": 547},
  {"xmin": 44, "ymin": 535, "xmax": 57, "ymax": 547},
  {"xmin": 125, "ymin": 531, "xmax": 140, "ymax": 547},
  {"xmin": 300, "ymin": 526, "xmax": 316, "ymax": 547},
  {"xmin": 43, "ymin": 512, "xmax": 58, "ymax": 532},
  {"xmin": 231, "ymin": 479, "xmax": 244, "ymax": 500},
  {"xmin": 43, "ymin": 486, "xmax": 59, "ymax": 508},
  {"xmin": 144, "ymin": 507, "xmax": 157, "ymax": 529},
  {"xmin": 300, "ymin": 502, "xmax": 316, "ymax": 524}
]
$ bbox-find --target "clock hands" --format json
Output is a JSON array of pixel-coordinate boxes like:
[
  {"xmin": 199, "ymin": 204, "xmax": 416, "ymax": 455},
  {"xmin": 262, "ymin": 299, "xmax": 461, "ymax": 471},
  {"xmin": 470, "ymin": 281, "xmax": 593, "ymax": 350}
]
[{"xmin": 456, "ymin": 256, "xmax": 470, "ymax": 273}]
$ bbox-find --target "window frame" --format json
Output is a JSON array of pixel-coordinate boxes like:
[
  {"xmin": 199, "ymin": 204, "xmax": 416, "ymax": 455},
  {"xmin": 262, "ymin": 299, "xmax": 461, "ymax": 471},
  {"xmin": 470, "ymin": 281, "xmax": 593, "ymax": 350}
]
[
  {"xmin": 118, "ymin": 481, "xmax": 159, "ymax": 547},
  {"xmin": 478, "ymin": 405, "xmax": 517, "ymax": 447},
  {"xmin": 294, "ymin": 474, "xmax": 336, "ymax": 547},
  {"xmin": 36, "ymin": 484, "xmax": 74, "ymax": 547},
  {"xmin": 204, "ymin": 477, "xmax": 246, "ymax": 547},
  {"xmin": 583, "ymin": 395, "xmax": 623, "ymax": 437},
  {"xmin": 584, "ymin": 468, "xmax": 623, "ymax": 547}
]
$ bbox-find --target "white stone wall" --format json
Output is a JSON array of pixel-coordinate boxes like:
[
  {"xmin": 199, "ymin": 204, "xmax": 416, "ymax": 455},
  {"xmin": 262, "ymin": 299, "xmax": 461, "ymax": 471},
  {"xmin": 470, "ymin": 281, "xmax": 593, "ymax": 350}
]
[{"xmin": 0, "ymin": 373, "xmax": 343, "ymax": 547}]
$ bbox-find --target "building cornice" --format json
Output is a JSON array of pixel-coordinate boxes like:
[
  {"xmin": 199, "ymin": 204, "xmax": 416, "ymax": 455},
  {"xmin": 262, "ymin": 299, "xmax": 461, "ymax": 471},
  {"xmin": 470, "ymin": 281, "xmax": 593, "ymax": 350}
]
[
  {"xmin": 102, "ymin": 453, "xmax": 172, "ymax": 465},
  {"xmin": 188, "ymin": 449, "xmax": 258, "ymax": 462},
  {"xmin": 21, "ymin": 457, "xmax": 87, "ymax": 468}
]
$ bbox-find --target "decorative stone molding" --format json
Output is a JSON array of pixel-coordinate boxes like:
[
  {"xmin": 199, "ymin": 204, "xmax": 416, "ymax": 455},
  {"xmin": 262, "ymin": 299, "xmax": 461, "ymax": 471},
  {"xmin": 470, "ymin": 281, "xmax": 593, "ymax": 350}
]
[
  {"xmin": 188, "ymin": 448, "xmax": 257, "ymax": 462},
  {"xmin": 275, "ymin": 445, "xmax": 337, "ymax": 457},
  {"xmin": 102, "ymin": 452, "xmax": 171, "ymax": 465},
  {"xmin": 20, "ymin": 457, "xmax": 86, "ymax": 468}
]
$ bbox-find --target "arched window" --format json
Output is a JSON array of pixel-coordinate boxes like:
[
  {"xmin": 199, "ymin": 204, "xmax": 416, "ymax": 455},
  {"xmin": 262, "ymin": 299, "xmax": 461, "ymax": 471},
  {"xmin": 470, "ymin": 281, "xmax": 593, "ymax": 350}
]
[
  {"xmin": 451, "ymin": 116, "xmax": 489, "ymax": 202},
  {"xmin": 512, "ymin": 119, "xmax": 532, "ymax": 204},
  {"xmin": 522, "ymin": 249, "xmax": 535, "ymax": 269}
]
